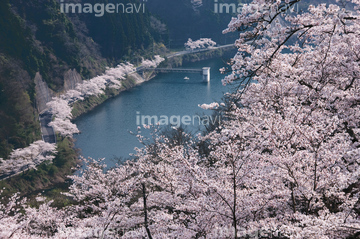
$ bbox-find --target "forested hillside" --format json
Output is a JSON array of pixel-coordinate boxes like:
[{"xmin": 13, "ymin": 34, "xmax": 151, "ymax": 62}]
[
  {"xmin": 146, "ymin": 0, "xmax": 344, "ymax": 48},
  {"xmin": 147, "ymin": 0, "xmax": 238, "ymax": 47},
  {"xmin": 0, "ymin": 0, "xmax": 164, "ymax": 159},
  {"xmin": 0, "ymin": 0, "xmax": 243, "ymax": 160}
]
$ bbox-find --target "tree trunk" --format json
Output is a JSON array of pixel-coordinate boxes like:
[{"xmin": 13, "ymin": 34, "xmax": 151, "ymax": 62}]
[{"xmin": 142, "ymin": 183, "xmax": 153, "ymax": 239}]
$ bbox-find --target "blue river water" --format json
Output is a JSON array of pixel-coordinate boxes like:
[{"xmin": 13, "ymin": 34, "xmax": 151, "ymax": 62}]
[{"xmin": 73, "ymin": 55, "xmax": 236, "ymax": 167}]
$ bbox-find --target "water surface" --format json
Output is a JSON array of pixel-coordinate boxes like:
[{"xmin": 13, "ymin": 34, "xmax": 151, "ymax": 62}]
[{"xmin": 74, "ymin": 56, "xmax": 235, "ymax": 167}]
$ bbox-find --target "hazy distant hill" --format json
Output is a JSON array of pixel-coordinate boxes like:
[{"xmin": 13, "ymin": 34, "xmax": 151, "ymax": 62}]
[{"xmin": 146, "ymin": 0, "xmax": 239, "ymax": 48}]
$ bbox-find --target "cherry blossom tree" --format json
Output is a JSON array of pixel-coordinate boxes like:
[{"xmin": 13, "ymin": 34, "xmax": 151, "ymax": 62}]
[
  {"xmin": 217, "ymin": 0, "xmax": 360, "ymax": 236},
  {"xmin": 1, "ymin": 1, "xmax": 360, "ymax": 238},
  {"xmin": 61, "ymin": 90, "xmax": 84, "ymax": 103},
  {"xmin": 46, "ymin": 97, "xmax": 79, "ymax": 137},
  {"xmin": 185, "ymin": 38, "xmax": 216, "ymax": 51},
  {"xmin": 47, "ymin": 61, "xmax": 161, "ymax": 138},
  {"xmin": 46, "ymin": 98, "xmax": 73, "ymax": 120},
  {"xmin": 141, "ymin": 55, "xmax": 165, "ymax": 68},
  {"xmin": 0, "ymin": 140, "xmax": 57, "ymax": 176},
  {"xmin": 45, "ymin": 62, "xmax": 139, "ymax": 138}
]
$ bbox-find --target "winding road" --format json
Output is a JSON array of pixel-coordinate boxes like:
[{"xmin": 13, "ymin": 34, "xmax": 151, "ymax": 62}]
[
  {"xmin": 39, "ymin": 111, "xmax": 56, "ymax": 144},
  {"xmin": 166, "ymin": 44, "xmax": 235, "ymax": 59}
]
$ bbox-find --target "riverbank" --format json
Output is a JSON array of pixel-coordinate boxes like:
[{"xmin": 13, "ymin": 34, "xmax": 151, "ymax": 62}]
[
  {"xmin": 71, "ymin": 70, "xmax": 155, "ymax": 119},
  {"xmin": 71, "ymin": 46, "xmax": 235, "ymax": 120},
  {"xmin": 73, "ymin": 53, "xmax": 235, "ymax": 164},
  {"xmin": 0, "ymin": 47, "xmax": 235, "ymax": 202},
  {"xmin": 0, "ymin": 61, "xmax": 156, "ymax": 201}
]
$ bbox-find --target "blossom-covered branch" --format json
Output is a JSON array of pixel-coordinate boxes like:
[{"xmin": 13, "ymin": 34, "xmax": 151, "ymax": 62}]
[
  {"xmin": 185, "ymin": 38, "xmax": 216, "ymax": 51},
  {"xmin": 0, "ymin": 141, "xmax": 57, "ymax": 176}
]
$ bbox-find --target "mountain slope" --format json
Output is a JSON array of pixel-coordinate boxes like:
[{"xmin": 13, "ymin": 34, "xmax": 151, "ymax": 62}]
[{"xmin": 0, "ymin": 0, "xmax": 166, "ymax": 159}]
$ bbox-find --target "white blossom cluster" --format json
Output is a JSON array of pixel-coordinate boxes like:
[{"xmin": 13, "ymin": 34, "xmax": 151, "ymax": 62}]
[
  {"xmin": 0, "ymin": 141, "xmax": 57, "ymax": 177},
  {"xmin": 184, "ymin": 38, "xmax": 216, "ymax": 51},
  {"xmin": 141, "ymin": 55, "xmax": 165, "ymax": 68},
  {"xmin": 46, "ymin": 63, "xmax": 136, "ymax": 137},
  {"xmin": 198, "ymin": 102, "xmax": 219, "ymax": 110},
  {"xmin": 48, "ymin": 57, "xmax": 163, "ymax": 138}
]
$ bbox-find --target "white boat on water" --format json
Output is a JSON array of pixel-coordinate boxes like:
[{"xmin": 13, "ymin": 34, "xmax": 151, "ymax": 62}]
[{"xmin": 184, "ymin": 76, "xmax": 190, "ymax": 80}]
